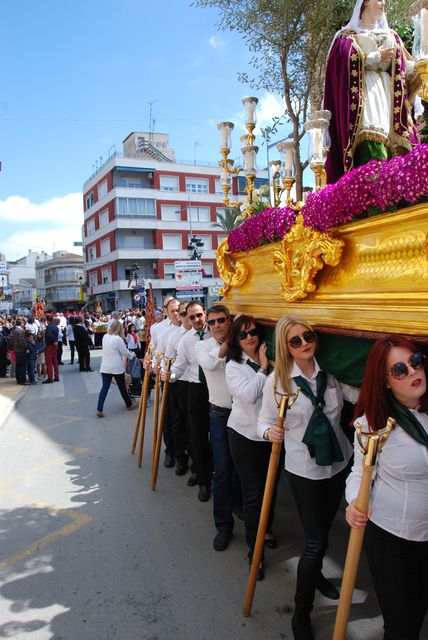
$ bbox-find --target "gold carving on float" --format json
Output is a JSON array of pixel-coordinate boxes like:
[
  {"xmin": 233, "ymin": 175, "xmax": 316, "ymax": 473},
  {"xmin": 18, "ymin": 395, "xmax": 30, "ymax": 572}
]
[
  {"xmin": 216, "ymin": 238, "xmax": 249, "ymax": 295},
  {"xmin": 272, "ymin": 214, "xmax": 344, "ymax": 302}
]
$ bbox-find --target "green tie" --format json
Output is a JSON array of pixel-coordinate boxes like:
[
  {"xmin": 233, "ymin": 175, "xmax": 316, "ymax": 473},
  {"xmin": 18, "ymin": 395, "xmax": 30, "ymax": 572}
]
[
  {"xmin": 387, "ymin": 391, "xmax": 428, "ymax": 449},
  {"xmin": 293, "ymin": 371, "xmax": 344, "ymax": 466},
  {"xmin": 197, "ymin": 331, "xmax": 207, "ymax": 385}
]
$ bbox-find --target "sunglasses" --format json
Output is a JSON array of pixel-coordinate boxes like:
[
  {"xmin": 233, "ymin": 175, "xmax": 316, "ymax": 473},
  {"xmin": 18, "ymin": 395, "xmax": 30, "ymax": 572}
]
[
  {"xmin": 207, "ymin": 317, "xmax": 227, "ymax": 327},
  {"xmin": 188, "ymin": 312, "xmax": 204, "ymax": 321},
  {"xmin": 237, "ymin": 328, "xmax": 259, "ymax": 341},
  {"xmin": 179, "ymin": 311, "xmax": 187, "ymax": 317},
  {"xmin": 288, "ymin": 330, "xmax": 316, "ymax": 349},
  {"xmin": 387, "ymin": 352, "xmax": 426, "ymax": 380}
]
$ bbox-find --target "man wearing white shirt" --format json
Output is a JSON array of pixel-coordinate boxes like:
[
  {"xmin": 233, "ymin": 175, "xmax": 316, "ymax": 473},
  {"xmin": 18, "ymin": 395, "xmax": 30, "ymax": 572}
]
[
  {"xmin": 164, "ymin": 301, "xmax": 212, "ymax": 502},
  {"xmin": 195, "ymin": 304, "xmax": 241, "ymax": 551}
]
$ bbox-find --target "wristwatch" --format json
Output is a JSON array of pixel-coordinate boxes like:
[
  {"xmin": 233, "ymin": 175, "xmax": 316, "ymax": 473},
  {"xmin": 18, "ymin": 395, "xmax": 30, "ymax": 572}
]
[{"xmin": 263, "ymin": 428, "xmax": 270, "ymax": 441}]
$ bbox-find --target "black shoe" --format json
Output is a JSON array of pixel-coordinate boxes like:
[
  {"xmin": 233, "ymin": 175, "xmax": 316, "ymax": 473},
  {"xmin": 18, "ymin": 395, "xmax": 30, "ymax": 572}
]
[
  {"xmin": 291, "ymin": 609, "xmax": 313, "ymax": 640},
  {"xmin": 264, "ymin": 534, "xmax": 278, "ymax": 549},
  {"xmin": 164, "ymin": 453, "xmax": 175, "ymax": 468},
  {"xmin": 175, "ymin": 458, "xmax": 188, "ymax": 476},
  {"xmin": 213, "ymin": 530, "xmax": 232, "ymax": 551},
  {"xmin": 197, "ymin": 484, "xmax": 211, "ymax": 502},
  {"xmin": 86, "ymin": 368, "xmax": 94, "ymax": 372},
  {"xmin": 54, "ymin": 378, "xmax": 60, "ymax": 382},
  {"xmin": 69, "ymin": 362, "xmax": 74, "ymax": 365},
  {"xmin": 248, "ymin": 554, "xmax": 265, "ymax": 581},
  {"xmin": 187, "ymin": 473, "xmax": 198, "ymax": 487},
  {"xmin": 316, "ymin": 573, "xmax": 340, "ymax": 600},
  {"xmin": 42, "ymin": 379, "xmax": 53, "ymax": 384},
  {"xmin": 58, "ymin": 362, "xmax": 64, "ymax": 365}
]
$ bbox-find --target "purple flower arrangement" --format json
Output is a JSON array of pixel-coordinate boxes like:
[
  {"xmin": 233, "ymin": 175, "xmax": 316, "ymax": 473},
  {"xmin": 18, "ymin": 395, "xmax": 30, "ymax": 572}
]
[{"xmin": 227, "ymin": 145, "xmax": 428, "ymax": 252}]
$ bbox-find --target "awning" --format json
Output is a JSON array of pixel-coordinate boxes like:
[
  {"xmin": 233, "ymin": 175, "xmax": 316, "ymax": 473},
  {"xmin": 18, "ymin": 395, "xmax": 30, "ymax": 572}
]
[{"xmin": 114, "ymin": 166, "xmax": 155, "ymax": 173}]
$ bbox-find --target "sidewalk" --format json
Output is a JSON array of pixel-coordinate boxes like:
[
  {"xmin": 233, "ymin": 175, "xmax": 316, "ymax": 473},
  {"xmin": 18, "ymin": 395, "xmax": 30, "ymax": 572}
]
[{"xmin": 0, "ymin": 376, "xmax": 27, "ymax": 426}]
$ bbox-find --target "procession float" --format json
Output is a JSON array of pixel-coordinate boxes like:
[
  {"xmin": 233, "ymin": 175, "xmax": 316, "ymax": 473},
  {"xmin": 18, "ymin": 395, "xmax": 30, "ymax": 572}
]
[{"xmin": 215, "ymin": 1, "xmax": 428, "ymax": 389}]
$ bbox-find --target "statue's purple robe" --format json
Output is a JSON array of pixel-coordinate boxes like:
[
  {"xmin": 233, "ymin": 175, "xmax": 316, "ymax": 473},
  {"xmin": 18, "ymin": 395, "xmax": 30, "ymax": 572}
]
[{"xmin": 323, "ymin": 30, "xmax": 420, "ymax": 184}]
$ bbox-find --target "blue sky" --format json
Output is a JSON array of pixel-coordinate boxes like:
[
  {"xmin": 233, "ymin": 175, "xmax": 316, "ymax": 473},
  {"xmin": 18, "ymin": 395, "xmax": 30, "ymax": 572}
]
[{"xmin": 0, "ymin": 0, "xmax": 291, "ymax": 260}]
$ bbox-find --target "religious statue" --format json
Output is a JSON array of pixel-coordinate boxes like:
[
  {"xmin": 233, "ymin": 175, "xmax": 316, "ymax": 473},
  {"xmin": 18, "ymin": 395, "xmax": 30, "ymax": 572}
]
[{"xmin": 324, "ymin": 0, "xmax": 421, "ymax": 184}]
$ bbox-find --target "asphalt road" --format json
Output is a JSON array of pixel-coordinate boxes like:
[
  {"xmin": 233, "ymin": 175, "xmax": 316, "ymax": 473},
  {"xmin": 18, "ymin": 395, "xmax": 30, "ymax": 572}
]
[{"xmin": 0, "ymin": 345, "xmax": 425, "ymax": 640}]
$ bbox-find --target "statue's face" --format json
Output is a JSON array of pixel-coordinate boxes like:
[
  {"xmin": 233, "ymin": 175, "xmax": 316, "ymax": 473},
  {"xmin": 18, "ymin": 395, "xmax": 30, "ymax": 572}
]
[{"xmin": 362, "ymin": 0, "xmax": 385, "ymax": 21}]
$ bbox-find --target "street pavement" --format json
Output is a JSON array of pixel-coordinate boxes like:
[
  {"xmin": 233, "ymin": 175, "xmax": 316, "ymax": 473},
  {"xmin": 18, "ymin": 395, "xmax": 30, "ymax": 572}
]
[{"xmin": 0, "ymin": 346, "xmax": 426, "ymax": 640}]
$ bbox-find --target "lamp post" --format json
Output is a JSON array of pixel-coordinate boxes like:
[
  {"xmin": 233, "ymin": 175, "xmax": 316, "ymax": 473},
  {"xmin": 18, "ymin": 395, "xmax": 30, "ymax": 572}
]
[{"xmin": 187, "ymin": 236, "xmax": 204, "ymax": 261}]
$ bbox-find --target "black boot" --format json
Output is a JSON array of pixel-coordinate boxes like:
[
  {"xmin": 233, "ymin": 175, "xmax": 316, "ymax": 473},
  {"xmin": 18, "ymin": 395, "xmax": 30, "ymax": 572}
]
[{"xmin": 291, "ymin": 608, "xmax": 314, "ymax": 640}]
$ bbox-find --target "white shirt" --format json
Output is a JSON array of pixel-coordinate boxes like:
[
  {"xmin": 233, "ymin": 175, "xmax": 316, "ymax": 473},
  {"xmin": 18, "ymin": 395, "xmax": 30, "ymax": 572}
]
[
  {"xmin": 66, "ymin": 323, "xmax": 75, "ymax": 341},
  {"xmin": 346, "ymin": 411, "xmax": 428, "ymax": 542},
  {"xmin": 125, "ymin": 332, "xmax": 140, "ymax": 350},
  {"xmin": 100, "ymin": 334, "xmax": 135, "ymax": 374},
  {"xmin": 170, "ymin": 327, "xmax": 210, "ymax": 384},
  {"xmin": 157, "ymin": 322, "xmax": 181, "ymax": 356},
  {"xmin": 164, "ymin": 326, "xmax": 191, "ymax": 382},
  {"xmin": 258, "ymin": 359, "xmax": 359, "ymax": 479},
  {"xmin": 225, "ymin": 357, "xmax": 268, "ymax": 441},
  {"xmin": 150, "ymin": 318, "xmax": 168, "ymax": 350},
  {"xmin": 195, "ymin": 337, "xmax": 232, "ymax": 409}
]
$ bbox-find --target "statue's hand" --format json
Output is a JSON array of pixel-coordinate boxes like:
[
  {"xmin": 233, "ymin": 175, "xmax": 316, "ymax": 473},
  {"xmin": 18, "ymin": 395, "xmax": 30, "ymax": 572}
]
[{"xmin": 379, "ymin": 46, "xmax": 394, "ymax": 64}]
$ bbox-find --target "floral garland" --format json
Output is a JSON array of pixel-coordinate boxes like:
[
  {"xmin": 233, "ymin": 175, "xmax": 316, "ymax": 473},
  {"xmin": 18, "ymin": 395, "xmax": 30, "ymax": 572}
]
[{"xmin": 227, "ymin": 144, "xmax": 428, "ymax": 253}]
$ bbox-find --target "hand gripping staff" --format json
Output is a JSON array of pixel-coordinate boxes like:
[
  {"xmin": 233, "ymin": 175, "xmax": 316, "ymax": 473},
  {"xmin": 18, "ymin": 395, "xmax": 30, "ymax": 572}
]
[
  {"xmin": 131, "ymin": 345, "xmax": 153, "ymax": 467},
  {"xmin": 332, "ymin": 417, "xmax": 394, "ymax": 640},
  {"xmin": 151, "ymin": 358, "xmax": 172, "ymax": 491},
  {"xmin": 151, "ymin": 352, "xmax": 163, "ymax": 470},
  {"xmin": 243, "ymin": 387, "xmax": 299, "ymax": 617}
]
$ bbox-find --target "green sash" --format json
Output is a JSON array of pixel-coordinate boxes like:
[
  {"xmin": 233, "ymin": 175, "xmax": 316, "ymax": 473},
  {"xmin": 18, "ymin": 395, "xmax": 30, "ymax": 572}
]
[
  {"xmin": 387, "ymin": 391, "xmax": 428, "ymax": 449},
  {"xmin": 293, "ymin": 371, "xmax": 344, "ymax": 466}
]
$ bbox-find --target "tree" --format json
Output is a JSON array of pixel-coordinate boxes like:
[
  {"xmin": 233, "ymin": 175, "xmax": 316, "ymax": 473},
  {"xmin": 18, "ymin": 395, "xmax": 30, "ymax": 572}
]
[
  {"xmin": 212, "ymin": 207, "xmax": 241, "ymax": 231},
  {"xmin": 193, "ymin": 0, "xmax": 413, "ymax": 200}
]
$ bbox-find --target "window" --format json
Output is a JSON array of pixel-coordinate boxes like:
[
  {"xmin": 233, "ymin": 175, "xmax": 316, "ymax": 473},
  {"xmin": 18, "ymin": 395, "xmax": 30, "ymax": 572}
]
[
  {"xmin": 162, "ymin": 234, "xmax": 182, "ymax": 250},
  {"xmin": 87, "ymin": 218, "xmax": 95, "ymax": 235},
  {"xmin": 102, "ymin": 267, "xmax": 111, "ymax": 284},
  {"xmin": 215, "ymin": 179, "xmax": 223, "ymax": 194},
  {"xmin": 85, "ymin": 193, "xmax": 94, "ymax": 209},
  {"xmin": 201, "ymin": 263, "xmax": 213, "ymax": 277},
  {"xmin": 217, "ymin": 234, "xmax": 227, "ymax": 246},
  {"xmin": 160, "ymin": 175, "xmax": 179, "ymax": 192},
  {"xmin": 99, "ymin": 210, "xmax": 109, "ymax": 227},
  {"xmin": 163, "ymin": 263, "xmax": 176, "ymax": 280},
  {"xmin": 89, "ymin": 272, "xmax": 98, "ymax": 287},
  {"xmin": 100, "ymin": 238, "xmax": 110, "ymax": 256},
  {"xmin": 116, "ymin": 197, "xmax": 156, "ymax": 217},
  {"xmin": 88, "ymin": 246, "xmax": 96, "ymax": 262},
  {"xmin": 185, "ymin": 177, "xmax": 208, "ymax": 194},
  {"xmin": 98, "ymin": 179, "xmax": 108, "ymax": 199},
  {"xmin": 161, "ymin": 205, "xmax": 181, "ymax": 221},
  {"xmin": 188, "ymin": 206, "xmax": 210, "ymax": 223}
]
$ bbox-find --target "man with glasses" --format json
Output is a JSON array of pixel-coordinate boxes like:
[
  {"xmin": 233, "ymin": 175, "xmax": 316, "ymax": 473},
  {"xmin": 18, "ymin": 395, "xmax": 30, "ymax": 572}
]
[
  {"xmin": 195, "ymin": 304, "xmax": 241, "ymax": 551},
  {"xmin": 162, "ymin": 301, "xmax": 212, "ymax": 502}
]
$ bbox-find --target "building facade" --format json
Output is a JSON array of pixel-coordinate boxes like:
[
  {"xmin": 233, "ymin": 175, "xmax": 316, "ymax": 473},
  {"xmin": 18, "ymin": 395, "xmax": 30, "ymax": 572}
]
[
  {"xmin": 82, "ymin": 131, "xmax": 267, "ymax": 311},
  {"xmin": 36, "ymin": 251, "xmax": 85, "ymax": 312}
]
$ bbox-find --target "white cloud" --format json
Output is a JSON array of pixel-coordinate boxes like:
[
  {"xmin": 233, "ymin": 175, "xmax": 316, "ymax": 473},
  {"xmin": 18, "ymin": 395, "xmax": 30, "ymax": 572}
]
[
  {"xmin": 3, "ymin": 226, "xmax": 83, "ymax": 258},
  {"xmin": 207, "ymin": 35, "xmax": 227, "ymax": 50},
  {"xmin": 0, "ymin": 193, "xmax": 83, "ymax": 223}
]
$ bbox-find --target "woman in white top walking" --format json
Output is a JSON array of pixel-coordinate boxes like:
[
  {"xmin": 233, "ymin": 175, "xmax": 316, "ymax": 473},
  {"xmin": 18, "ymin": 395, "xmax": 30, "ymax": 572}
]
[
  {"xmin": 258, "ymin": 314, "xmax": 358, "ymax": 640},
  {"xmin": 96, "ymin": 321, "xmax": 137, "ymax": 417},
  {"xmin": 225, "ymin": 314, "xmax": 277, "ymax": 581},
  {"xmin": 346, "ymin": 336, "xmax": 428, "ymax": 640}
]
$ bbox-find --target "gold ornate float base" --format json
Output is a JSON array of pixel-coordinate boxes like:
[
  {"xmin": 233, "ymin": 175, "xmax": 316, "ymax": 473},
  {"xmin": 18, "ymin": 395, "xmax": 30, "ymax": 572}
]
[{"xmin": 218, "ymin": 203, "xmax": 428, "ymax": 336}]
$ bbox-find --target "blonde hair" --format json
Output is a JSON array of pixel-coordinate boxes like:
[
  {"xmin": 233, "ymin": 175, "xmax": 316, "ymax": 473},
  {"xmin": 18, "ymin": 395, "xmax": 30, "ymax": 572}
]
[
  {"xmin": 274, "ymin": 314, "xmax": 316, "ymax": 394},
  {"xmin": 108, "ymin": 320, "xmax": 125, "ymax": 339}
]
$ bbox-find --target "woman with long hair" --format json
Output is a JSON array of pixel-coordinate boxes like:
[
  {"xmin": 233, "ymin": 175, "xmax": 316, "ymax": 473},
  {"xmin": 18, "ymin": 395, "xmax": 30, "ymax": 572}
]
[
  {"xmin": 125, "ymin": 323, "xmax": 141, "ymax": 357},
  {"xmin": 96, "ymin": 320, "xmax": 137, "ymax": 417},
  {"xmin": 346, "ymin": 336, "xmax": 428, "ymax": 639},
  {"xmin": 225, "ymin": 314, "xmax": 278, "ymax": 580},
  {"xmin": 258, "ymin": 314, "xmax": 358, "ymax": 640}
]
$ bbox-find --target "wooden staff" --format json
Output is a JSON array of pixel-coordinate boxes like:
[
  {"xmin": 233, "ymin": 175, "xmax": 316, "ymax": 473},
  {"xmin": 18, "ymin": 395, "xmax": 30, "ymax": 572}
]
[
  {"xmin": 130, "ymin": 346, "xmax": 153, "ymax": 467},
  {"xmin": 243, "ymin": 389, "xmax": 299, "ymax": 617},
  {"xmin": 151, "ymin": 358, "xmax": 172, "ymax": 491},
  {"xmin": 151, "ymin": 352, "xmax": 163, "ymax": 470},
  {"xmin": 332, "ymin": 418, "xmax": 394, "ymax": 640}
]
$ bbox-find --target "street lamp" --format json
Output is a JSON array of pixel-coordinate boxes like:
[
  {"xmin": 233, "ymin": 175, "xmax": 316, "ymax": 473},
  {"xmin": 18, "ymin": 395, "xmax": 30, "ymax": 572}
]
[
  {"xmin": 187, "ymin": 236, "xmax": 204, "ymax": 261},
  {"xmin": 127, "ymin": 263, "xmax": 140, "ymax": 288}
]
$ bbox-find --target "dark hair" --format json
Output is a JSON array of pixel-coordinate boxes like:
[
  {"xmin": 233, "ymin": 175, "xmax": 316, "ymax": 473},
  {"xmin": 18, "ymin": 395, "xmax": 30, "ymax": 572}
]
[
  {"xmin": 354, "ymin": 335, "xmax": 428, "ymax": 431},
  {"xmin": 228, "ymin": 314, "xmax": 262, "ymax": 363},
  {"xmin": 207, "ymin": 304, "xmax": 230, "ymax": 319},
  {"xmin": 128, "ymin": 323, "xmax": 136, "ymax": 331},
  {"xmin": 166, "ymin": 297, "xmax": 179, "ymax": 310},
  {"xmin": 187, "ymin": 301, "xmax": 205, "ymax": 313}
]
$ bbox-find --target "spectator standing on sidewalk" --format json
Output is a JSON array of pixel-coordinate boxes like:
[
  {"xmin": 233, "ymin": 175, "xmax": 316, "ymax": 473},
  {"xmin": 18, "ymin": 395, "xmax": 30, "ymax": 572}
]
[
  {"xmin": 12, "ymin": 319, "xmax": 28, "ymax": 385},
  {"xmin": 43, "ymin": 314, "xmax": 59, "ymax": 384},
  {"xmin": 74, "ymin": 317, "xmax": 93, "ymax": 372},
  {"xmin": 25, "ymin": 331, "xmax": 37, "ymax": 384}
]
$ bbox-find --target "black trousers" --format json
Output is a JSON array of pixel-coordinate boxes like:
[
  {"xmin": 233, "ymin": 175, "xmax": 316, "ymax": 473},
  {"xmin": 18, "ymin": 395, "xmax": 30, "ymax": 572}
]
[
  {"xmin": 364, "ymin": 521, "xmax": 428, "ymax": 640},
  {"xmin": 76, "ymin": 345, "xmax": 90, "ymax": 371},
  {"xmin": 228, "ymin": 428, "xmax": 281, "ymax": 555},
  {"xmin": 168, "ymin": 381, "xmax": 188, "ymax": 460},
  {"xmin": 69, "ymin": 340, "xmax": 76, "ymax": 364},
  {"xmin": 186, "ymin": 382, "xmax": 211, "ymax": 486},
  {"xmin": 287, "ymin": 464, "xmax": 349, "ymax": 611}
]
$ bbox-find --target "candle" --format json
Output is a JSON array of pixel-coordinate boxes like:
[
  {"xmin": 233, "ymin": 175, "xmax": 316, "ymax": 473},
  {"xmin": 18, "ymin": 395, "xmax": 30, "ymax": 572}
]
[
  {"xmin": 284, "ymin": 141, "xmax": 294, "ymax": 177},
  {"xmin": 422, "ymin": 9, "xmax": 428, "ymax": 57},
  {"xmin": 242, "ymin": 97, "xmax": 258, "ymax": 125},
  {"xmin": 217, "ymin": 122, "xmax": 234, "ymax": 150},
  {"xmin": 313, "ymin": 129, "xmax": 322, "ymax": 160}
]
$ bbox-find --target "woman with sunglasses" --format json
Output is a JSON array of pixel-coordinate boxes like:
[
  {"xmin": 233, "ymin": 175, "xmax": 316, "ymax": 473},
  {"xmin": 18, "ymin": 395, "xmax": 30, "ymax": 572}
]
[
  {"xmin": 346, "ymin": 336, "xmax": 428, "ymax": 640},
  {"xmin": 225, "ymin": 314, "xmax": 278, "ymax": 580},
  {"xmin": 258, "ymin": 314, "xmax": 359, "ymax": 640}
]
